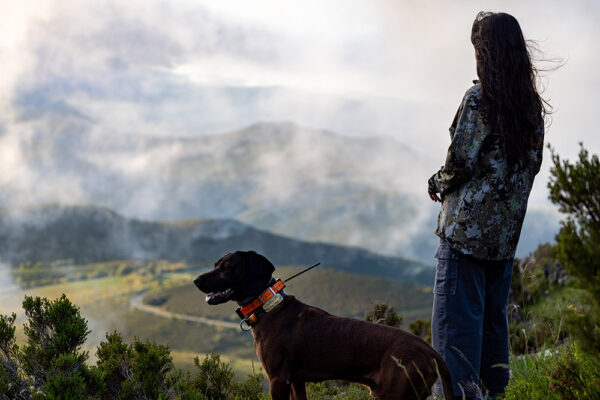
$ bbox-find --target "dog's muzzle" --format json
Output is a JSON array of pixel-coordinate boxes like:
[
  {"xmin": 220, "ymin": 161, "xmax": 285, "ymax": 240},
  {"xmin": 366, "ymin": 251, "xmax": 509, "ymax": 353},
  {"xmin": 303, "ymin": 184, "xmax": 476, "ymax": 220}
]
[
  {"xmin": 193, "ymin": 276, "xmax": 204, "ymax": 290},
  {"xmin": 194, "ymin": 275, "xmax": 236, "ymax": 305}
]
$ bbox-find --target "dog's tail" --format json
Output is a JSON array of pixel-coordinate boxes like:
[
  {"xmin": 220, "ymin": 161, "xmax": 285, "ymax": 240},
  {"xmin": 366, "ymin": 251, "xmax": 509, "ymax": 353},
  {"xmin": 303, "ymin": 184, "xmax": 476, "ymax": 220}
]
[{"xmin": 433, "ymin": 353, "xmax": 454, "ymax": 400}]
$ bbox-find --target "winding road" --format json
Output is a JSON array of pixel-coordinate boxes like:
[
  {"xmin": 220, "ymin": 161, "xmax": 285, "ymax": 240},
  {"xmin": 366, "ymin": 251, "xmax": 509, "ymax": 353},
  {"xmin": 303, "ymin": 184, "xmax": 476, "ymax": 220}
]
[{"xmin": 130, "ymin": 293, "xmax": 240, "ymax": 330}]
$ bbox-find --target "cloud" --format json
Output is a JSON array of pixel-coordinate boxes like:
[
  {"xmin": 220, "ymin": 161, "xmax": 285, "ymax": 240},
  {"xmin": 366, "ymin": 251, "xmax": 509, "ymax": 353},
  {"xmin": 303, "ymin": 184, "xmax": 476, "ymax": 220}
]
[{"xmin": 1, "ymin": 0, "xmax": 598, "ymax": 261}]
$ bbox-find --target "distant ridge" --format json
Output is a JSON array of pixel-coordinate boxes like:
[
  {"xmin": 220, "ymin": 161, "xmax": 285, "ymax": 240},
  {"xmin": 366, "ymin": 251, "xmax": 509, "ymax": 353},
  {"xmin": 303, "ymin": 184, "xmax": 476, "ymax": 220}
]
[
  {"xmin": 0, "ymin": 121, "xmax": 558, "ymax": 262},
  {"xmin": 0, "ymin": 205, "xmax": 434, "ymax": 285}
]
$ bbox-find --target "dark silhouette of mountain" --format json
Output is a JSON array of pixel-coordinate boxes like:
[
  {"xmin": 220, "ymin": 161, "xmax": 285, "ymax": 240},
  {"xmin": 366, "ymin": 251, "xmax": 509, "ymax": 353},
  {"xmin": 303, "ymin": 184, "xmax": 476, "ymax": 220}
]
[{"xmin": 0, "ymin": 205, "xmax": 434, "ymax": 285}]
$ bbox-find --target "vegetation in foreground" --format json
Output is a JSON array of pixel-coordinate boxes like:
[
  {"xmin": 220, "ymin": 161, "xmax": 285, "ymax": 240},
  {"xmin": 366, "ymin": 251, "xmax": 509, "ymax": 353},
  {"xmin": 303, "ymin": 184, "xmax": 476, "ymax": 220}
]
[
  {"xmin": 3, "ymin": 288, "xmax": 599, "ymax": 400},
  {"xmin": 506, "ymin": 341, "xmax": 600, "ymax": 400},
  {"xmin": 0, "ymin": 294, "xmax": 267, "ymax": 400},
  {"xmin": 2, "ymin": 144, "xmax": 599, "ymax": 399}
]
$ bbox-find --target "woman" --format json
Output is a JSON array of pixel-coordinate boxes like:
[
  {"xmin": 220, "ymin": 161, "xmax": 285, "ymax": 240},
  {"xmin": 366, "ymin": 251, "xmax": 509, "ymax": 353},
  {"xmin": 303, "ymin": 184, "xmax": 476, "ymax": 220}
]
[{"xmin": 427, "ymin": 12, "xmax": 547, "ymax": 399}]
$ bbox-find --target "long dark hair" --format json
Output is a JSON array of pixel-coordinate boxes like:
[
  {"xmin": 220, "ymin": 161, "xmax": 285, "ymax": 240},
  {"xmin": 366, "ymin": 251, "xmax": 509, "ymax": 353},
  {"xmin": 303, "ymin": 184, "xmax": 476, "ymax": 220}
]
[{"xmin": 471, "ymin": 11, "xmax": 547, "ymax": 165}]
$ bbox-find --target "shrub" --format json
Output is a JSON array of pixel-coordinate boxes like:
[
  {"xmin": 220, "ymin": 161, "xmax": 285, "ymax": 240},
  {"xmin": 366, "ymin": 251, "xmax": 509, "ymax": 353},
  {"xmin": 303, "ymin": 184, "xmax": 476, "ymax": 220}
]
[
  {"xmin": 232, "ymin": 363, "xmax": 267, "ymax": 400},
  {"xmin": 0, "ymin": 313, "xmax": 31, "ymax": 399},
  {"xmin": 408, "ymin": 319, "xmax": 432, "ymax": 345},
  {"xmin": 508, "ymin": 244, "xmax": 570, "ymax": 355},
  {"xmin": 20, "ymin": 294, "xmax": 97, "ymax": 397},
  {"xmin": 95, "ymin": 331, "xmax": 129, "ymax": 398},
  {"xmin": 1, "ymin": 293, "xmax": 271, "ymax": 399},
  {"xmin": 190, "ymin": 353, "xmax": 235, "ymax": 400},
  {"xmin": 42, "ymin": 353, "xmax": 88, "ymax": 399},
  {"xmin": 548, "ymin": 144, "xmax": 600, "ymax": 354},
  {"xmin": 96, "ymin": 331, "xmax": 199, "ymax": 399},
  {"xmin": 365, "ymin": 303, "xmax": 403, "ymax": 328},
  {"xmin": 21, "ymin": 294, "xmax": 90, "ymax": 378}
]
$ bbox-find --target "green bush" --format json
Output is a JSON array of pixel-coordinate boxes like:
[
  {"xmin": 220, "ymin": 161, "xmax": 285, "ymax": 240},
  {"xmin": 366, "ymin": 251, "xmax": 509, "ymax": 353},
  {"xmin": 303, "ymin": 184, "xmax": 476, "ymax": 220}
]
[
  {"xmin": 548, "ymin": 144, "xmax": 600, "ymax": 354},
  {"xmin": 96, "ymin": 331, "xmax": 179, "ymax": 399},
  {"xmin": 95, "ymin": 331, "xmax": 129, "ymax": 397},
  {"xmin": 508, "ymin": 244, "xmax": 570, "ymax": 355},
  {"xmin": 20, "ymin": 294, "xmax": 98, "ymax": 398},
  {"xmin": 506, "ymin": 342, "xmax": 600, "ymax": 400},
  {"xmin": 42, "ymin": 353, "xmax": 88, "ymax": 400},
  {"xmin": 0, "ymin": 295, "xmax": 267, "ymax": 399},
  {"xmin": 408, "ymin": 319, "xmax": 432, "ymax": 345},
  {"xmin": 232, "ymin": 365, "xmax": 267, "ymax": 400},
  {"xmin": 365, "ymin": 302, "xmax": 403, "ymax": 328},
  {"xmin": 21, "ymin": 294, "xmax": 90, "ymax": 378},
  {"xmin": 0, "ymin": 313, "xmax": 32, "ymax": 399},
  {"xmin": 191, "ymin": 353, "xmax": 235, "ymax": 400}
]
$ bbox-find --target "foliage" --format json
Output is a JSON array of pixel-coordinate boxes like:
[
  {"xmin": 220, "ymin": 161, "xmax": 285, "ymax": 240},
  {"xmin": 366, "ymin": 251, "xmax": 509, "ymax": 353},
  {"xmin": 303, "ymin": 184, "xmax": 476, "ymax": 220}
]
[
  {"xmin": 21, "ymin": 294, "xmax": 90, "ymax": 378},
  {"xmin": 510, "ymin": 243, "xmax": 567, "ymax": 308},
  {"xmin": 96, "ymin": 331, "xmax": 181, "ymax": 399},
  {"xmin": 306, "ymin": 380, "xmax": 372, "ymax": 400},
  {"xmin": 0, "ymin": 313, "xmax": 31, "ymax": 399},
  {"xmin": 508, "ymin": 244, "xmax": 570, "ymax": 354},
  {"xmin": 408, "ymin": 319, "xmax": 432, "ymax": 345},
  {"xmin": 506, "ymin": 342, "xmax": 600, "ymax": 400},
  {"xmin": 548, "ymin": 144, "xmax": 600, "ymax": 354},
  {"xmin": 95, "ymin": 332, "xmax": 266, "ymax": 399},
  {"xmin": 365, "ymin": 302, "xmax": 403, "ymax": 328},
  {"xmin": 364, "ymin": 303, "xmax": 431, "ymax": 345},
  {"xmin": 190, "ymin": 353, "xmax": 234, "ymax": 400},
  {"xmin": 231, "ymin": 364, "xmax": 267, "ymax": 400},
  {"xmin": 42, "ymin": 353, "xmax": 91, "ymax": 399},
  {"xmin": 0, "ymin": 295, "xmax": 268, "ymax": 399},
  {"xmin": 20, "ymin": 294, "xmax": 98, "ymax": 398}
]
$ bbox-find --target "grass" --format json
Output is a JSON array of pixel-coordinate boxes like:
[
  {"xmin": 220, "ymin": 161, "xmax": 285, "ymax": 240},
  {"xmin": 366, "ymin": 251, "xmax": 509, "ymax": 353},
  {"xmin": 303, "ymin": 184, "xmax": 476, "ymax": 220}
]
[
  {"xmin": 509, "ymin": 285, "xmax": 590, "ymax": 355},
  {"xmin": 506, "ymin": 342, "xmax": 600, "ymax": 400}
]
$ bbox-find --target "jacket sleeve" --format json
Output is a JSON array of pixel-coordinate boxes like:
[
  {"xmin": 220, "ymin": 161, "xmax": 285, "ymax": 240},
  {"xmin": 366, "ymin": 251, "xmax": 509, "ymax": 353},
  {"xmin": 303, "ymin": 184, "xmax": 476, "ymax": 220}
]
[{"xmin": 432, "ymin": 91, "xmax": 488, "ymax": 195}]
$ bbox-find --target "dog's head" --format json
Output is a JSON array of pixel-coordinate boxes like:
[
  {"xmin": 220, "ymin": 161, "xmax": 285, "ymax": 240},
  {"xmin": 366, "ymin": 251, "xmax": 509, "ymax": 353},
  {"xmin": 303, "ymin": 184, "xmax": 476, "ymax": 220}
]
[{"xmin": 194, "ymin": 251, "xmax": 275, "ymax": 305}]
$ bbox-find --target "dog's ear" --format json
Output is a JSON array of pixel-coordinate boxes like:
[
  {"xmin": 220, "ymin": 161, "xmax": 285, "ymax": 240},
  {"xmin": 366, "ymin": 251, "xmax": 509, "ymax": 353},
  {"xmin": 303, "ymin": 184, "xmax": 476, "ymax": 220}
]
[{"xmin": 241, "ymin": 251, "xmax": 275, "ymax": 297}]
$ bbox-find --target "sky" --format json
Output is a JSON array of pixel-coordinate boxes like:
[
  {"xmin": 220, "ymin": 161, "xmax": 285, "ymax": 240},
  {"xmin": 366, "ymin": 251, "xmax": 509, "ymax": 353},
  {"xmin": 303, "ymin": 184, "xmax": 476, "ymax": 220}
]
[{"xmin": 0, "ymin": 0, "xmax": 598, "ymax": 222}]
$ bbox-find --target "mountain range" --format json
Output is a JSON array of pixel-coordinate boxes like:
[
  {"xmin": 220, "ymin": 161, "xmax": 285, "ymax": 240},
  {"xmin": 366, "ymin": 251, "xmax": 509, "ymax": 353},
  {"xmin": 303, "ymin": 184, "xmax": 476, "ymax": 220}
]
[
  {"xmin": 2, "ymin": 118, "xmax": 561, "ymax": 262},
  {"xmin": 0, "ymin": 205, "xmax": 433, "ymax": 285}
]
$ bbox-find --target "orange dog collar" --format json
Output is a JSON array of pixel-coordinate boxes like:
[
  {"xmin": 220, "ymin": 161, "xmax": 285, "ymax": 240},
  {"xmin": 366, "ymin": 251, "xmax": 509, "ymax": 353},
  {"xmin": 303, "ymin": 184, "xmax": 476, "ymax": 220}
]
[{"xmin": 236, "ymin": 279, "xmax": 286, "ymax": 321}]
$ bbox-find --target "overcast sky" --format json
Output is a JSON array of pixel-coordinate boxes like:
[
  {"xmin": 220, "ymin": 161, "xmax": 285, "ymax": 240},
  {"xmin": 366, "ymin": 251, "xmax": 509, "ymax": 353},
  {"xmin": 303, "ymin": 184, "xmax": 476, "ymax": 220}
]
[{"xmin": 1, "ymin": 0, "xmax": 598, "ymax": 209}]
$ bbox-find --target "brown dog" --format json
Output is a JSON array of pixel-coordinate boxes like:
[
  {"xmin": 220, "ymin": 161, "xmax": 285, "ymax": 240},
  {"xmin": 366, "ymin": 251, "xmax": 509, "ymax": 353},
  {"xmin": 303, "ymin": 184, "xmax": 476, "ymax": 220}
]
[{"xmin": 194, "ymin": 251, "xmax": 453, "ymax": 400}]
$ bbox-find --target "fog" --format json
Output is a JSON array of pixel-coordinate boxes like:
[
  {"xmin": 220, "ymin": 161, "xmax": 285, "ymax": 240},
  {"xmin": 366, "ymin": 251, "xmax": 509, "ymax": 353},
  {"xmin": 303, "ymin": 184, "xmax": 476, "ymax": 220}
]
[{"xmin": 1, "ymin": 0, "xmax": 598, "ymax": 265}]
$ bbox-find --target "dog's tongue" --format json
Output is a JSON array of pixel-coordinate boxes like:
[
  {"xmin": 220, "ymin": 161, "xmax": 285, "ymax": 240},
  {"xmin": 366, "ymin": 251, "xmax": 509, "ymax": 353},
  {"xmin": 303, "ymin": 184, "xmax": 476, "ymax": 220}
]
[{"xmin": 206, "ymin": 289, "xmax": 235, "ymax": 305}]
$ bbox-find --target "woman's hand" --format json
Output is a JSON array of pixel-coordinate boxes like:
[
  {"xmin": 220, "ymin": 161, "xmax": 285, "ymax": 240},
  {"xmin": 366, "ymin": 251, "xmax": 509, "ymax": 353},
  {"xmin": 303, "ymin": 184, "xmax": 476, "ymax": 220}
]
[{"xmin": 428, "ymin": 172, "xmax": 442, "ymax": 202}]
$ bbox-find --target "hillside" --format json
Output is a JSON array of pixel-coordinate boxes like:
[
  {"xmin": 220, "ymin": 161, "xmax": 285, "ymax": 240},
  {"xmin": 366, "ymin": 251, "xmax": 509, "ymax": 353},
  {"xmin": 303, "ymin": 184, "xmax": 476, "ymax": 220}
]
[
  {"xmin": 0, "ymin": 205, "xmax": 433, "ymax": 285},
  {"xmin": 1, "ymin": 121, "xmax": 559, "ymax": 262},
  {"xmin": 144, "ymin": 266, "xmax": 433, "ymax": 322}
]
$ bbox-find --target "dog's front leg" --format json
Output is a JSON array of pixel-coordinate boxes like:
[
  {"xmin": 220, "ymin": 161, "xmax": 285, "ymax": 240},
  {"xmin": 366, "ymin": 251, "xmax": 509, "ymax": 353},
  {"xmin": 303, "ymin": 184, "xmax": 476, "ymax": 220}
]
[
  {"xmin": 290, "ymin": 381, "xmax": 307, "ymax": 400},
  {"xmin": 269, "ymin": 377, "xmax": 291, "ymax": 400}
]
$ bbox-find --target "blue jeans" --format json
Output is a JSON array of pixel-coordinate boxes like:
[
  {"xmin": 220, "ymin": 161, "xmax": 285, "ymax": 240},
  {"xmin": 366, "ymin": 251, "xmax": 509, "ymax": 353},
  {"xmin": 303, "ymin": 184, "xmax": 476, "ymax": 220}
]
[{"xmin": 431, "ymin": 239, "xmax": 513, "ymax": 398}]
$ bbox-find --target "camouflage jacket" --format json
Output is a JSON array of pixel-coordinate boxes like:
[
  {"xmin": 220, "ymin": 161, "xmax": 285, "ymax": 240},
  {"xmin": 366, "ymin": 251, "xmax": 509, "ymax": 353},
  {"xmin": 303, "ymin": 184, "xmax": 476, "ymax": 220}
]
[{"xmin": 429, "ymin": 82, "xmax": 544, "ymax": 260}]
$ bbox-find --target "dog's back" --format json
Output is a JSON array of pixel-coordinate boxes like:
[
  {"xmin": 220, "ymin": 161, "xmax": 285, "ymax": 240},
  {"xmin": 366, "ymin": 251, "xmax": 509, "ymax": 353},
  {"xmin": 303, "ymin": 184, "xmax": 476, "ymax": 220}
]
[{"xmin": 253, "ymin": 296, "xmax": 453, "ymax": 400}]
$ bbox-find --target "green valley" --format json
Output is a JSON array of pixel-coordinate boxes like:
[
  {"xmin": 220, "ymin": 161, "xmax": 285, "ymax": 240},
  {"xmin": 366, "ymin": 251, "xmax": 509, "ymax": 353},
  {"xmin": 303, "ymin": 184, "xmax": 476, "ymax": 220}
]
[{"xmin": 1, "ymin": 259, "xmax": 433, "ymax": 378}]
